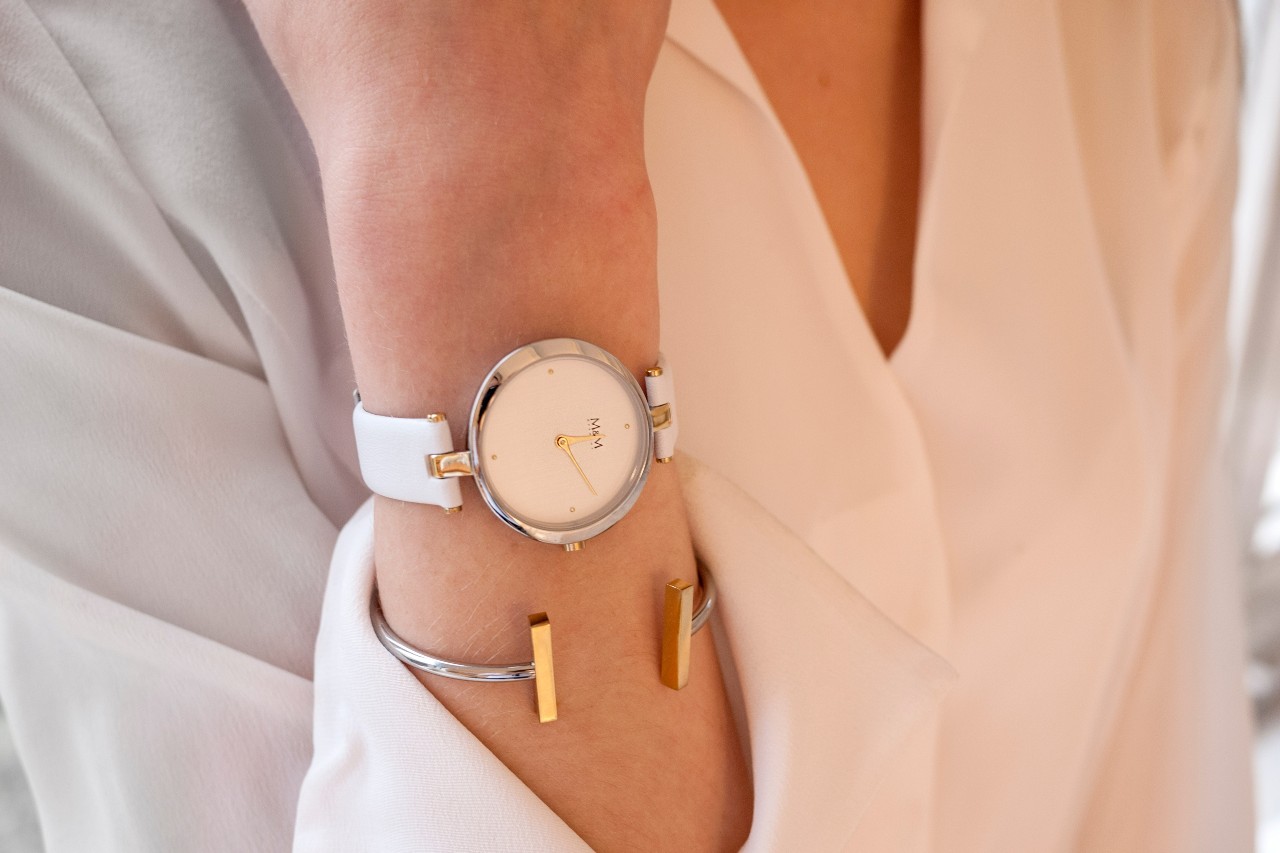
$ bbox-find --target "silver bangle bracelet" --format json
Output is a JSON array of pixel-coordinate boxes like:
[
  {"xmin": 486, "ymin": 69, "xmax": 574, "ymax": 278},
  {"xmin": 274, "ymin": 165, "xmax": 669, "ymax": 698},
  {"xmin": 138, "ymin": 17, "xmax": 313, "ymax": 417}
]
[{"xmin": 369, "ymin": 563, "xmax": 717, "ymax": 684}]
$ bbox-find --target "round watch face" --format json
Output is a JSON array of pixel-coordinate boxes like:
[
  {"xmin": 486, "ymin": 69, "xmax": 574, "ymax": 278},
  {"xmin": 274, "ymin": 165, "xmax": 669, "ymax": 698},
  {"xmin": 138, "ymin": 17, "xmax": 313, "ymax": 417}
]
[{"xmin": 468, "ymin": 339, "xmax": 653, "ymax": 544}]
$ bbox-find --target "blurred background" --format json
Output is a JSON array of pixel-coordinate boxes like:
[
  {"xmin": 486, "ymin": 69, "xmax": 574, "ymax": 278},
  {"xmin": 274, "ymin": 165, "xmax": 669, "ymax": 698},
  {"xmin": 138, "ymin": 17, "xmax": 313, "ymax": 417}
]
[
  {"xmin": 1236, "ymin": 0, "xmax": 1280, "ymax": 849},
  {"xmin": 3, "ymin": 1, "xmax": 1280, "ymax": 849}
]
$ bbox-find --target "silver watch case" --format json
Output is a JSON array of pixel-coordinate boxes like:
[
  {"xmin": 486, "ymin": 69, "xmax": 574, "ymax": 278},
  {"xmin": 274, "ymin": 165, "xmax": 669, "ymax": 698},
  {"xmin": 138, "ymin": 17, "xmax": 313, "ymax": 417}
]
[{"xmin": 467, "ymin": 338, "xmax": 654, "ymax": 546}]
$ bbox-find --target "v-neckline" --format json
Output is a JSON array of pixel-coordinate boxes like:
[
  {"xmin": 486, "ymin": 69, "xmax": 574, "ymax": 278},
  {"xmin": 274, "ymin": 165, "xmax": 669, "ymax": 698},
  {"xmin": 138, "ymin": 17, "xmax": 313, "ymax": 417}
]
[{"xmin": 664, "ymin": 0, "xmax": 925, "ymax": 371}]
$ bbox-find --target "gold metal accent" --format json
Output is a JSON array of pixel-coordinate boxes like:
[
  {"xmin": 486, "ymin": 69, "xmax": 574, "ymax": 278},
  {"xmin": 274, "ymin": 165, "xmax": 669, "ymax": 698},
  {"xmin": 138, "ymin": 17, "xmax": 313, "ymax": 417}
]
[
  {"xmin": 427, "ymin": 450, "xmax": 474, "ymax": 479},
  {"xmin": 646, "ymin": 366, "xmax": 663, "ymax": 378},
  {"xmin": 557, "ymin": 433, "xmax": 604, "ymax": 448},
  {"xmin": 490, "ymin": 454, "xmax": 497, "ymax": 461},
  {"xmin": 443, "ymin": 505, "xmax": 462, "ymax": 514},
  {"xmin": 547, "ymin": 368, "xmax": 554, "ymax": 375},
  {"xmin": 426, "ymin": 412, "xmax": 446, "ymax": 423},
  {"xmin": 661, "ymin": 579, "xmax": 694, "ymax": 690},
  {"xmin": 563, "ymin": 541, "xmax": 583, "ymax": 552},
  {"xmin": 529, "ymin": 613, "xmax": 557, "ymax": 722},
  {"xmin": 555, "ymin": 435, "xmax": 598, "ymax": 495},
  {"xmin": 624, "ymin": 423, "xmax": 631, "ymax": 429},
  {"xmin": 656, "ymin": 456, "xmax": 674, "ymax": 464},
  {"xmin": 650, "ymin": 402, "xmax": 672, "ymax": 431}
]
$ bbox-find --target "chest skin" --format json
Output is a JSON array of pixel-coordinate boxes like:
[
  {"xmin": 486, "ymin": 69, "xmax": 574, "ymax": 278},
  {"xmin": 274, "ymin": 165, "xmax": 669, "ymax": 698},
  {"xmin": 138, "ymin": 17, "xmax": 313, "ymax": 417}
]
[{"xmin": 714, "ymin": 0, "xmax": 922, "ymax": 357}]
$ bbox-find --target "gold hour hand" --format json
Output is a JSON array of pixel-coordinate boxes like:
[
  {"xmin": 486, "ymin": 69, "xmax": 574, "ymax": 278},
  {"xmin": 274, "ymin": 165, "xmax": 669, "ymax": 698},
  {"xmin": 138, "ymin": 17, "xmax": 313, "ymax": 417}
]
[{"xmin": 555, "ymin": 434, "xmax": 600, "ymax": 496}]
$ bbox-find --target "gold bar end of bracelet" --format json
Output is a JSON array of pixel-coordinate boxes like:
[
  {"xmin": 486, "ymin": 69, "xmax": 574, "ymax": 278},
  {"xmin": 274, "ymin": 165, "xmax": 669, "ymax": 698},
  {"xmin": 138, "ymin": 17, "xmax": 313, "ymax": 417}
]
[
  {"xmin": 529, "ymin": 613, "xmax": 557, "ymax": 723},
  {"xmin": 661, "ymin": 579, "xmax": 694, "ymax": 690}
]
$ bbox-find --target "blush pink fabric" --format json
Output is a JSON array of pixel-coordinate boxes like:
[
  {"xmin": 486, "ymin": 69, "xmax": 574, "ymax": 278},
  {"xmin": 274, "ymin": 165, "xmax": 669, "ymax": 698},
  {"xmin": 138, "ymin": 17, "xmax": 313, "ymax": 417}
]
[{"xmin": 0, "ymin": 0, "xmax": 1254, "ymax": 850}]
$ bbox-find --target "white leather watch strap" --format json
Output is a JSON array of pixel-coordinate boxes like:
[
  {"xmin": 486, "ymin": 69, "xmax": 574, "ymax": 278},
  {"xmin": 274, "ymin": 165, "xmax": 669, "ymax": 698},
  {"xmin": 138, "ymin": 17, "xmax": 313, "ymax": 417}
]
[
  {"xmin": 352, "ymin": 351, "xmax": 676, "ymax": 510},
  {"xmin": 352, "ymin": 402, "xmax": 463, "ymax": 509},
  {"xmin": 645, "ymin": 354, "xmax": 679, "ymax": 462}
]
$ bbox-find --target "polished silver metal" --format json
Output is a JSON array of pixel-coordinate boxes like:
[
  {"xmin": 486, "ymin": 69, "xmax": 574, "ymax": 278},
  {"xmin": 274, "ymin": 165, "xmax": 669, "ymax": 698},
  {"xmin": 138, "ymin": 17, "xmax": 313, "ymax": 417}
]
[
  {"xmin": 370, "ymin": 585, "xmax": 535, "ymax": 682},
  {"xmin": 370, "ymin": 563, "xmax": 716, "ymax": 682},
  {"xmin": 691, "ymin": 564, "xmax": 716, "ymax": 634},
  {"xmin": 468, "ymin": 338, "xmax": 655, "ymax": 546}
]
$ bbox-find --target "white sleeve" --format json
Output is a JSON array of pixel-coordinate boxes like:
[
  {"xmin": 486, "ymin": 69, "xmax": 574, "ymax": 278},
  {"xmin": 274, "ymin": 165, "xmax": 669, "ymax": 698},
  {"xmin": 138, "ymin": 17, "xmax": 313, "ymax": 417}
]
[{"xmin": 292, "ymin": 496, "xmax": 591, "ymax": 852}]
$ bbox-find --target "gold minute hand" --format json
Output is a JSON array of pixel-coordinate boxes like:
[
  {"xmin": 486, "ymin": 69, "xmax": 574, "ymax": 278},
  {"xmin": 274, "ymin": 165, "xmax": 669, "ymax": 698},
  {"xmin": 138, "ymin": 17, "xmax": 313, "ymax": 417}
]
[
  {"xmin": 555, "ymin": 434, "xmax": 599, "ymax": 496},
  {"xmin": 557, "ymin": 433, "xmax": 605, "ymax": 447}
]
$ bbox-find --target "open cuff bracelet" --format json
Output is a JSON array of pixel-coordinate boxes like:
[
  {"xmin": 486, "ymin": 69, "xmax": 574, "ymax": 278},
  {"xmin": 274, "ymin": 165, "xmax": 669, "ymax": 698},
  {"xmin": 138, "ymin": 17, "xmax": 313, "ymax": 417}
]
[{"xmin": 370, "ymin": 563, "xmax": 716, "ymax": 723}]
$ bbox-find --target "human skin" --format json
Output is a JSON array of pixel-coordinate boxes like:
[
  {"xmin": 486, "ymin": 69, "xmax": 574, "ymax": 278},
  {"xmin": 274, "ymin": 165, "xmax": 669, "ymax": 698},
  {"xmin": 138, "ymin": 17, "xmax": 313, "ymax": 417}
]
[
  {"xmin": 715, "ymin": 0, "xmax": 921, "ymax": 357},
  {"xmin": 240, "ymin": 2, "xmax": 921, "ymax": 849}
]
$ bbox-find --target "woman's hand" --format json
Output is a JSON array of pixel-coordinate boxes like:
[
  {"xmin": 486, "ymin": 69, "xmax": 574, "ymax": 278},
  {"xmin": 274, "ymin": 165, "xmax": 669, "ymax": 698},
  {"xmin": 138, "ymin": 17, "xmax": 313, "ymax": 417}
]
[{"xmin": 241, "ymin": 4, "xmax": 753, "ymax": 850}]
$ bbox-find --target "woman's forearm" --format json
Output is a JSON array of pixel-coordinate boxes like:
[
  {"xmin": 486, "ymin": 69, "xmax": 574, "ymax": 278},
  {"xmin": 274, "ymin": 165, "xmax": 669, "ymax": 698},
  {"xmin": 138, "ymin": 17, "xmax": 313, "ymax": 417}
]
[{"xmin": 241, "ymin": 4, "xmax": 752, "ymax": 849}]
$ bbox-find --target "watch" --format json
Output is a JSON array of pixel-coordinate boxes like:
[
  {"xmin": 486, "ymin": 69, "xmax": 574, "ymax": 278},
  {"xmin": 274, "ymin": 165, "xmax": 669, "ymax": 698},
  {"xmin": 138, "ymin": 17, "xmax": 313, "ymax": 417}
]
[{"xmin": 351, "ymin": 338, "xmax": 678, "ymax": 551}]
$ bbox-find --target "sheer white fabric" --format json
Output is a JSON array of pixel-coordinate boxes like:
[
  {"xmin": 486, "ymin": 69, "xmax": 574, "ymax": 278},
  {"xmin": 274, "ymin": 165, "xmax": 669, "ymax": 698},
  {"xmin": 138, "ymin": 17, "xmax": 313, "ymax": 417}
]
[{"xmin": 0, "ymin": 0, "xmax": 1254, "ymax": 850}]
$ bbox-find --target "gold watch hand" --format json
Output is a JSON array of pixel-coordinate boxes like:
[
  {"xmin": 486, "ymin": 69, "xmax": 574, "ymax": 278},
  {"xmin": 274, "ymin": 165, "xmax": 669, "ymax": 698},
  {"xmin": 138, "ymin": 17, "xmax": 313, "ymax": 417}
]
[
  {"xmin": 556, "ymin": 435, "xmax": 598, "ymax": 496},
  {"xmin": 557, "ymin": 433, "xmax": 606, "ymax": 447}
]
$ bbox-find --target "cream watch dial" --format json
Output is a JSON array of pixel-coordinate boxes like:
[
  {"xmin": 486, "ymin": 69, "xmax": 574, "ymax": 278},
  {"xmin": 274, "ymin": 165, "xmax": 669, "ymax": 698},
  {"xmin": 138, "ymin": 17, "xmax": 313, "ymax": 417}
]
[{"xmin": 470, "ymin": 341, "xmax": 653, "ymax": 542}]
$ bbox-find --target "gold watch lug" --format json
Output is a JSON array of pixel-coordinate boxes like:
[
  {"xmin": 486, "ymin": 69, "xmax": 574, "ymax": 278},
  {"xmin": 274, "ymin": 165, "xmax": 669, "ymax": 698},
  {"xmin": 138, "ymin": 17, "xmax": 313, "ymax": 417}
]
[
  {"xmin": 427, "ymin": 450, "xmax": 474, "ymax": 479},
  {"xmin": 649, "ymin": 402, "xmax": 672, "ymax": 431}
]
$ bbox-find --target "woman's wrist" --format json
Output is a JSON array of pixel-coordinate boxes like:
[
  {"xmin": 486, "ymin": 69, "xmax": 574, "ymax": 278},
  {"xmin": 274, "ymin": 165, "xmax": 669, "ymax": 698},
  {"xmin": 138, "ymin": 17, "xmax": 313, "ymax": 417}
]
[
  {"xmin": 371, "ymin": 461, "xmax": 698, "ymax": 672},
  {"xmin": 328, "ymin": 157, "xmax": 660, "ymax": 423},
  {"xmin": 328, "ymin": 110, "xmax": 679, "ymax": 694},
  {"xmin": 318, "ymin": 44, "xmax": 676, "ymax": 675},
  {"xmin": 241, "ymin": 5, "xmax": 752, "ymax": 848}
]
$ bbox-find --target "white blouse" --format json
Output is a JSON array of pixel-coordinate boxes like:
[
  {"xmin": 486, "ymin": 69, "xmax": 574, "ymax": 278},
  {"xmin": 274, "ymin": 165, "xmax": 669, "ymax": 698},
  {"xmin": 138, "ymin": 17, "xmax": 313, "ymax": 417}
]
[{"xmin": 0, "ymin": 0, "xmax": 1253, "ymax": 850}]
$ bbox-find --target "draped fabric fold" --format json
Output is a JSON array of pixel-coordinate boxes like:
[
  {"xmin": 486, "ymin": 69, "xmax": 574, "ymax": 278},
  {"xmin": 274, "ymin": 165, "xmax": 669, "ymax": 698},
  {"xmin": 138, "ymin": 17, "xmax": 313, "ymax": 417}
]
[
  {"xmin": 294, "ymin": 460, "xmax": 955, "ymax": 851},
  {"xmin": 0, "ymin": 0, "xmax": 1254, "ymax": 849}
]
